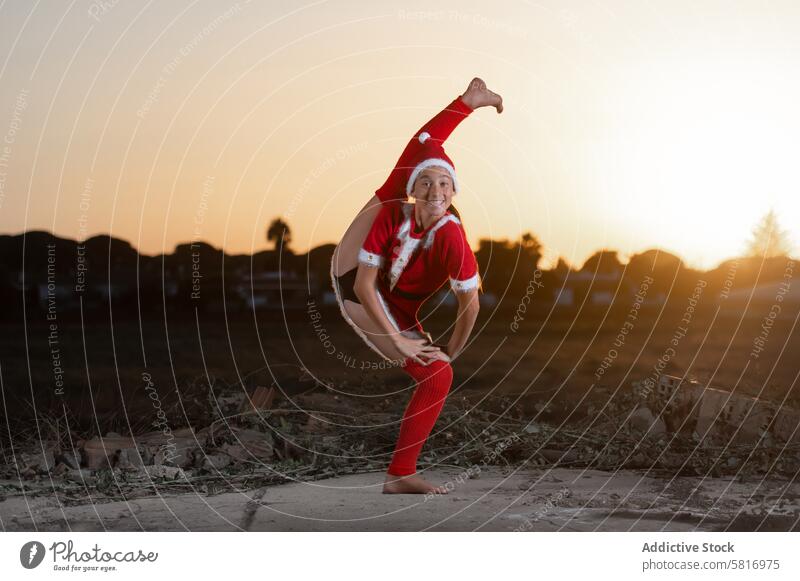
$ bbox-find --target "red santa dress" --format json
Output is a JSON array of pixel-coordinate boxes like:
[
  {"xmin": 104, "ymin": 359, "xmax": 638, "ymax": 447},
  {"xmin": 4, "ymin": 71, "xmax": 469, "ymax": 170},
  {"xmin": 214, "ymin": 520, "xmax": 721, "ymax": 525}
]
[{"xmin": 332, "ymin": 94, "xmax": 480, "ymax": 358}]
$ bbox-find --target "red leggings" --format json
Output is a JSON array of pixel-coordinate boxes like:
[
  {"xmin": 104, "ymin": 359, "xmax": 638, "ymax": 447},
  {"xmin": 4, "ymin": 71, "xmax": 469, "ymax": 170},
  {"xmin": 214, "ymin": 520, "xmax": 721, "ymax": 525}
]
[{"xmin": 387, "ymin": 358, "xmax": 454, "ymax": 476}]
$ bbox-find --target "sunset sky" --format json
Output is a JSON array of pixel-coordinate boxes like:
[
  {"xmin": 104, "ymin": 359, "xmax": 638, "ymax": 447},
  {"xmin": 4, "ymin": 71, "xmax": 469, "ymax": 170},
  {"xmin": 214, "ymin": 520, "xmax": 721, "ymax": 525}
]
[{"xmin": 1, "ymin": 0, "xmax": 799, "ymax": 270}]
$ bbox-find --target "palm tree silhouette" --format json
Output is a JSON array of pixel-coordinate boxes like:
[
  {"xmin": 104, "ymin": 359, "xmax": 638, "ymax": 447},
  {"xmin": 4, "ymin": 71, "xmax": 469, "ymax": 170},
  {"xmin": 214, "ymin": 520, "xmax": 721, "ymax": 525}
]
[{"xmin": 267, "ymin": 218, "xmax": 292, "ymax": 252}]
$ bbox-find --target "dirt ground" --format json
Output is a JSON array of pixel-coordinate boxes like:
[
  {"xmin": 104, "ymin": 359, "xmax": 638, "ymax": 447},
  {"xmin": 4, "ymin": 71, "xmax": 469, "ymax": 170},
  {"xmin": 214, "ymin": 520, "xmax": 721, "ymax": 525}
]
[
  {"xmin": 2, "ymin": 467, "xmax": 799, "ymax": 532},
  {"xmin": 4, "ymin": 308, "xmax": 800, "ymax": 432},
  {"xmin": 3, "ymin": 305, "xmax": 799, "ymax": 533}
]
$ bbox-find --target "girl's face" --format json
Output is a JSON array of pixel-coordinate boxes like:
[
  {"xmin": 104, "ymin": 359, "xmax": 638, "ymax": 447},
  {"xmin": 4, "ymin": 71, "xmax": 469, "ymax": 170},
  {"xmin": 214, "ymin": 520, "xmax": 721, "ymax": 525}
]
[{"xmin": 410, "ymin": 166, "xmax": 453, "ymax": 220}]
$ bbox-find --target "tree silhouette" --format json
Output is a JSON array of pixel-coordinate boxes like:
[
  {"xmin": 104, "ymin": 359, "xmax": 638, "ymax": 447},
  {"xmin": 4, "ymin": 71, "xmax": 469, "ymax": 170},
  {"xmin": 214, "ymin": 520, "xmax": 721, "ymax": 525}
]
[
  {"xmin": 267, "ymin": 218, "xmax": 292, "ymax": 252},
  {"xmin": 581, "ymin": 249, "xmax": 622, "ymax": 274},
  {"xmin": 474, "ymin": 232, "xmax": 544, "ymax": 293},
  {"xmin": 553, "ymin": 256, "xmax": 571, "ymax": 279},
  {"xmin": 745, "ymin": 210, "xmax": 792, "ymax": 258},
  {"xmin": 520, "ymin": 231, "xmax": 542, "ymax": 264}
]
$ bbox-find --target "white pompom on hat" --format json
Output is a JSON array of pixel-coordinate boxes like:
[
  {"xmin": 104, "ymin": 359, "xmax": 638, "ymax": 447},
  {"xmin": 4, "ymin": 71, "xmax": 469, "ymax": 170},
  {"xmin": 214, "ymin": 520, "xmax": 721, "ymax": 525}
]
[{"xmin": 405, "ymin": 131, "xmax": 459, "ymax": 196}]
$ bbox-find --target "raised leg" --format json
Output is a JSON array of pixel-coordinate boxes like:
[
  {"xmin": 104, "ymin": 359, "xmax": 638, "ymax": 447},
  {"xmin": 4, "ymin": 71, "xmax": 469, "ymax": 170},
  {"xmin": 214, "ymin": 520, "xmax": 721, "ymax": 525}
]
[
  {"xmin": 340, "ymin": 298, "xmax": 407, "ymax": 362},
  {"xmin": 460, "ymin": 77, "xmax": 503, "ymax": 113},
  {"xmin": 331, "ymin": 194, "xmax": 383, "ymax": 277}
]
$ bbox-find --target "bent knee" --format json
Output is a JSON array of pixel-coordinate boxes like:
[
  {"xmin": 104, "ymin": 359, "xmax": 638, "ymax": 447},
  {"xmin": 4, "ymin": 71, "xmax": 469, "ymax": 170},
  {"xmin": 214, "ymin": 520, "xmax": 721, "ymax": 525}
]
[
  {"xmin": 431, "ymin": 359, "xmax": 454, "ymax": 380},
  {"xmin": 404, "ymin": 358, "xmax": 453, "ymax": 384}
]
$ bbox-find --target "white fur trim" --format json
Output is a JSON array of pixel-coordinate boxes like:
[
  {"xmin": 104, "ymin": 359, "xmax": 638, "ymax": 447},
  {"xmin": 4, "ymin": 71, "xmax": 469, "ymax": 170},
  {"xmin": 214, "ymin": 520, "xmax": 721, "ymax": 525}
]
[
  {"xmin": 388, "ymin": 204, "xmax": 462, "ymax": 286},
  {"xmin": 385, "ymin": 205, "xmax": 415, "ymax": 290},
  {"xmin": 388, "ymin": 233, "xmax": 421, "ymax": 291},
  {"xmin": 422, "ymin": 214, "xmax": 460, "ymax": 249},
  {"xmin": 450, "ymin": 273, "xmax": 480, "ymax": 293},
  {"xmin": 406, "ymin": 158, "xmax": 459, "ymax": 195},
  {"xmin": 418, "ymin": 131, "xmax": 431, "ymax": 143},
  {"xmin": 358, "ymin": 248, "xmax": 384, "ymax": 268},
  {"xmin": 375, "ymin": 287, "xmax": 401, "ymax": 332}
]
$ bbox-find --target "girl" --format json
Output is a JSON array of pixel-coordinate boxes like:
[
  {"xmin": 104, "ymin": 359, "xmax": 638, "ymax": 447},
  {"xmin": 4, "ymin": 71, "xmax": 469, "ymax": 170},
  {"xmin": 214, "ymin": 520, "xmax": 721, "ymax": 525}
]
[{"xmin": 331, "ymin": 78, "xmax": 503, "ymax": 494}]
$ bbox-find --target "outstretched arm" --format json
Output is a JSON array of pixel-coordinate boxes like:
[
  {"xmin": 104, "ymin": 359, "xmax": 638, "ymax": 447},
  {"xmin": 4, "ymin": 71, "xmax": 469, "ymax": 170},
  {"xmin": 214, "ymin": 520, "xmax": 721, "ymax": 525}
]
[{"xmin": 375, "ymin": 77, "xmax": 503, "ymax": 203}]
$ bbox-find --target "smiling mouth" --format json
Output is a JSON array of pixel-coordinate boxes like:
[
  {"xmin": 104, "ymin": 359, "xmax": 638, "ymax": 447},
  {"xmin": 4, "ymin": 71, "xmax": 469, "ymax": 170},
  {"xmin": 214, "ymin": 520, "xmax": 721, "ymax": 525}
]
[{"xmin": 424, "ymin": 199, "xmax": 446, "ymax": 208}]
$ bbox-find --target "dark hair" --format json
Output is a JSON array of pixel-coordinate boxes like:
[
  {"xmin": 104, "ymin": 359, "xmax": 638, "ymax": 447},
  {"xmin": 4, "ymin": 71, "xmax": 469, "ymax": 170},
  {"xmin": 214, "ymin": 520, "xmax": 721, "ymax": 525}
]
[
  {"xmin": 449, "ymin": 203, "xmax": 467, "ymax": 234},
  {"xmin": 448, "ymin": 203, "xmax": 482, "ymax": 294}
]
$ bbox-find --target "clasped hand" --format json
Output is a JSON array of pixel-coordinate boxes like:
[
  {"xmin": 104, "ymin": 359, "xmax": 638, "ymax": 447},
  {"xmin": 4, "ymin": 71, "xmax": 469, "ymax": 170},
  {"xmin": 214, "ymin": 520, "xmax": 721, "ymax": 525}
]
[{"xmin": 392, "ymin": 334, "xmax": 450, "ymax": 365}]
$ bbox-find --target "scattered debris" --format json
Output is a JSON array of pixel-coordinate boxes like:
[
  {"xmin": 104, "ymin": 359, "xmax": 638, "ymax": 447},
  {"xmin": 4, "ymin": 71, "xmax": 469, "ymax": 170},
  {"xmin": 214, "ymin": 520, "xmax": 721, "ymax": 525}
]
[
  {"xmin": 140, "ymin": 465, "xmax": 186, "ymax": 480},
  {"xmin": 220, "ymin": 428, "xmax": 274, "ymax": 463},
  {"xmin": 19, "ymin": 448, "xmax": 56, "ymax": 475},
  {"xmin": 243, "ymin": 386, "xmax": 276, "ymax": 412},
  {"xmin": 627, "ymin": 405, "xmax": 666, "ymax": 436},
  {"xmin": 2, "ymin": 371, "xmax": 798, "ymax": 506},
  {"xmin": 80, "ymin": 437, "xmax": 136, "ymax": 470},
  {"xmin": 635, "ymin": 374, "xmax": 800, "ymax": 445},
  {"xmin": 58, "ymin": 450, "xmax": 82, "ymax": 470}
]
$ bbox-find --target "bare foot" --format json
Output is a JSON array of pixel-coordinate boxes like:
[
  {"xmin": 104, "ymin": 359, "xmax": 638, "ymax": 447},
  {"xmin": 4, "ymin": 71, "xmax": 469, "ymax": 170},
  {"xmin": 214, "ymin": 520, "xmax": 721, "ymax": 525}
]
[
  {"xmin": 461, "ymin": 77, "xmax": 503, "ymax": 113},
  {"xmin": 383, "ymin": 472, "xmax": 449, "ymax": 495}
]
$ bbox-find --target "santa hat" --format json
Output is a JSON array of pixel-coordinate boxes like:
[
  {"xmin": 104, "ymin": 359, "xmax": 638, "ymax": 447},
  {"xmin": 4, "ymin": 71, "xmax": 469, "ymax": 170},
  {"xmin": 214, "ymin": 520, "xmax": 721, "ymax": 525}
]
[{"xmin": 405, "ymin": 131, "xmax": 459, "ymax": 196}]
